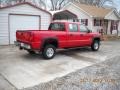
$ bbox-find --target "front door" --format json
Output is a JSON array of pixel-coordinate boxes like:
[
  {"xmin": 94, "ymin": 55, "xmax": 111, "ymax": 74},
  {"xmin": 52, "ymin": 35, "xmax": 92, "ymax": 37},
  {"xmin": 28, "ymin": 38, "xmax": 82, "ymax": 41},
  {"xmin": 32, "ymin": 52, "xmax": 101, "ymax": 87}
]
[
  {"xmin": 68, "ymin": 23, "xmax": 80, "ymax": 47},
  {"xmin": 79, "ymin": 25, "xmax": 92, "ymax": 46}
]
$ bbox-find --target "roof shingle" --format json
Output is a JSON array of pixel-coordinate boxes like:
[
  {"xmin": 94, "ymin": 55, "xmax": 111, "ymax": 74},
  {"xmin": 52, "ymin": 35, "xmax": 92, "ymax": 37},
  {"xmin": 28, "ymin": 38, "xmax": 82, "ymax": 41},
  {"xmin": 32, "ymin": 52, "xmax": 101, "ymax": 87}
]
[{"xmin": 73, "ymin": 3, "xmax": 113, "ymax": 18}]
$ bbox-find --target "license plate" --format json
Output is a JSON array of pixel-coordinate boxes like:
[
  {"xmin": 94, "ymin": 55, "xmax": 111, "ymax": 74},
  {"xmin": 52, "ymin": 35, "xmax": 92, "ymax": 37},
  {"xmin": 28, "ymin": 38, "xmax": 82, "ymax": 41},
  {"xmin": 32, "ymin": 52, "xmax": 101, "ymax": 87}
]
[
  {"xmin": 14, "ymin": 41, "xmax": 20, "ymax": 46},
  {"xmin": 20, "ymin": 43, "xmax": 31, "ymax": 49},
  {"xmin": 20, "ymin": 43, "xmax": 24, "ymax": 47}
]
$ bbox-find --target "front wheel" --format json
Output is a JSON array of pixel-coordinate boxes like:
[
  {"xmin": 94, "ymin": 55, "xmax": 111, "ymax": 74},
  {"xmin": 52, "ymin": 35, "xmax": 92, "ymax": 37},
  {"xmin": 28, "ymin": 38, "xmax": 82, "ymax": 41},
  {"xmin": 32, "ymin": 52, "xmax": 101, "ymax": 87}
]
[
  {"xmin": 42, "ymin": 45, "xmax": 56, "ymax": 59},
  {"xmin": 91, "ymin": 40, "xmax": 100, "ymax": 51}
]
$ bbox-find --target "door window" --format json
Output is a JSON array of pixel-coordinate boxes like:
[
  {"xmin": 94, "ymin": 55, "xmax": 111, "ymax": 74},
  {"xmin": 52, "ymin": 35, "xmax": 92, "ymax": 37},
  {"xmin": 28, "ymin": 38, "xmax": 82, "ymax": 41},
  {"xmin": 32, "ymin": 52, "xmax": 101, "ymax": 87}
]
[
  {"xmin": 69, "ymin": 24, "xmax": 78, "ymax": 32},
  {"xmin": 80, "ymin": 25, "xmax": 88, "ymax": 32}
]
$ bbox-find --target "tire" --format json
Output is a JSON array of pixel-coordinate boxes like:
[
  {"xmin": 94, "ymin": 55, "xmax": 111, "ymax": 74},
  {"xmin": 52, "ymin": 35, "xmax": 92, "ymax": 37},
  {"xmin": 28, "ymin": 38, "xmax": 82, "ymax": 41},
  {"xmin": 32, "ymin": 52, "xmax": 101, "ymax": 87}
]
[
  {"xmin": 42, "ymin": 45, "xmax": 56, "ymax": 59},
  {"xmin": 91, "ymin": 40, "xmax": 100, "ymax": 51},
  {"xmin": 27, "ymin": 50, "xmax": 35, "ymax": 54}
]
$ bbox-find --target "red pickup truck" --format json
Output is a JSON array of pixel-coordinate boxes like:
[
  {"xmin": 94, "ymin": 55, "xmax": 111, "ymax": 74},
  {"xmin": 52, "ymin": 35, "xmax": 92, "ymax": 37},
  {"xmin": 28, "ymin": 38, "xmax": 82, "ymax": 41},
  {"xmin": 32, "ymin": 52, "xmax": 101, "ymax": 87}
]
[{"xmin": 16, "ymin": 22, "xmax": 101, "ymax": 59}]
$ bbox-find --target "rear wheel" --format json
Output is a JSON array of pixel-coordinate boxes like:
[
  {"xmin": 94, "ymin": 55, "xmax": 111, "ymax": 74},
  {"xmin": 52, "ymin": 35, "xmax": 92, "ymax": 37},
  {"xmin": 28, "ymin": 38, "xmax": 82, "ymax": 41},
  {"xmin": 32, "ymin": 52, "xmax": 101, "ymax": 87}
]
[
  {"xmin": 91, "ymin": 40, "xmax": 100, "ymax": 51},
  {"xmin": 42, "ymin": 45, "xmax": 56, "ymax": 59}
]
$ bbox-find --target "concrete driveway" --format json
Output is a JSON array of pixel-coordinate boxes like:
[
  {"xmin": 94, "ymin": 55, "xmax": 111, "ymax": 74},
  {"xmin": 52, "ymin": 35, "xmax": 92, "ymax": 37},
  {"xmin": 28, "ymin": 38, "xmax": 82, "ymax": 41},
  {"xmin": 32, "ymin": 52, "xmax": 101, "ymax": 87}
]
[{"xmin": 0, "ymin": 41, "xmax": 120, "ymax": 90}]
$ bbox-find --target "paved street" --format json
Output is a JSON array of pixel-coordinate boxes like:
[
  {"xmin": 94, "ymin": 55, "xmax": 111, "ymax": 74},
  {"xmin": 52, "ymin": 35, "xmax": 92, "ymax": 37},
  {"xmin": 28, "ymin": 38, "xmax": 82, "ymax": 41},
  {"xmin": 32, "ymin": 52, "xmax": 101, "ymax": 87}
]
[{"xmin": 0, "ymin": 41, "xmax": 120, "ymax": 90}]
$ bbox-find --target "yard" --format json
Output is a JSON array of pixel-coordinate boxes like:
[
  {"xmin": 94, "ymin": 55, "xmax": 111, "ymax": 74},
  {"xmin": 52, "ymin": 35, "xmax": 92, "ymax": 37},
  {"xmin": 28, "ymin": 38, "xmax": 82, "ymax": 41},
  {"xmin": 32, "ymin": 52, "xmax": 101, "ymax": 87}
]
[{"xmin": 0, "ymin": 41, "xmax": 120, "ymax": 90}]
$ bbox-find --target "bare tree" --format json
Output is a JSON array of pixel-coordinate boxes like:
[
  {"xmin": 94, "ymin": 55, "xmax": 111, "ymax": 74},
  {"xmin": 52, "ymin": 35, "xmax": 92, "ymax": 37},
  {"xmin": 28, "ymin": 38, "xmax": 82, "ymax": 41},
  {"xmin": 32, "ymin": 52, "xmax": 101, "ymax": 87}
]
[
  {"xmin": 0, "ymin": 0, "xmax": 2, "ymax": 7},
  {"xmin": 50, "ymin": 0, "xmax": 73, "ymax": 10},
  {"xmin": 4, "ymin": 0, "xmax": 38, "ymax": 6},
  {"xmin": 4, "ymin": 0, "xmax": 26, "ymax": 5},
  {"xmin": 1, "ymin": 0, "xmax": 115, "ymax": 11},
  {"xmin": 38, "ymin": 0, "xmax": 46, "ymax": 9},
  {"xmin": 49, "ymin": 0, "xmax": 114, "ymax": 10},
  {"xmin": 71, "ymin": 0, "xmax": 113, "ymax": 7},
  {"xmin": 99, "ymin": 0, "xmax": 114, "ymax": 7}
]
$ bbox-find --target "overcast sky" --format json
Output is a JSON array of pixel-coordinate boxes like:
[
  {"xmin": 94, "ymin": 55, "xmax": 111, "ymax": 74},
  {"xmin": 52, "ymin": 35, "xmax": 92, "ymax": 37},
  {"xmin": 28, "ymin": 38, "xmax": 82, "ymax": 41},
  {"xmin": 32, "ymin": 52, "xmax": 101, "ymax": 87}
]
[
  {"xmin": 105, "ymin": 0, "xmax": 120, "ymax": 11},
  {"xmin": 114, "ymin": 0, "xmax": 120, "ymax": 11}
]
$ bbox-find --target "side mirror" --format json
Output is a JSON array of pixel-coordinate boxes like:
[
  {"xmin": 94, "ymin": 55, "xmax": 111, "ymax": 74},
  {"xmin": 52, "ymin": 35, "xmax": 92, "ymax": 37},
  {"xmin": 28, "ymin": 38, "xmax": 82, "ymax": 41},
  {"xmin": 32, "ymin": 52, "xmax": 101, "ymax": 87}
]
[{"xmin": 88, "ymin": 29, "xmax": 92, "ymax": 33}]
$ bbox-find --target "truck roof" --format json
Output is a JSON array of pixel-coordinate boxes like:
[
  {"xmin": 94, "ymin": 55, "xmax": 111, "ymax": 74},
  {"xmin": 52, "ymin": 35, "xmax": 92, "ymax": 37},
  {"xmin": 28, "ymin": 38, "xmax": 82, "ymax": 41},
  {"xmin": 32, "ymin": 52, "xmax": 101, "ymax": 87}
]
[{"xmin": 52, "ymin": 21, "xmax": 80, "ymax": 24}]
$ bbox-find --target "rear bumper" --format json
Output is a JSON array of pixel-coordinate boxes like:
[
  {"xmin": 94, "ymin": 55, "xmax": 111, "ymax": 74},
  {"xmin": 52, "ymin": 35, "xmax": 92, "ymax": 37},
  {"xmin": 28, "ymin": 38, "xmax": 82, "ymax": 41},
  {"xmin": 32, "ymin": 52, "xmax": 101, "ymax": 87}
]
[
  {"xmin": 14, "ymin": 41, "xmax": 31, "ymax": 50},
  {"xmin": 15, "ymin": 41, "xmax": 41, "ymax": 51}
]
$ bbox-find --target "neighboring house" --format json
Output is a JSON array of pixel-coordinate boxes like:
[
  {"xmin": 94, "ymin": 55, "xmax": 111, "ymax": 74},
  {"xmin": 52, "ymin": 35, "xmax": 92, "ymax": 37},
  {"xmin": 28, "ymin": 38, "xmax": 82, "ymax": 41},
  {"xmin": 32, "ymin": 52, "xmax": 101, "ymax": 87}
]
[
  {"xmin": 0, "ymin": 2, "xmax": 52, "ymax": 45},
  {"xmin": 53, "ymin": 2, "xmax": 120, "ymax": 35}
]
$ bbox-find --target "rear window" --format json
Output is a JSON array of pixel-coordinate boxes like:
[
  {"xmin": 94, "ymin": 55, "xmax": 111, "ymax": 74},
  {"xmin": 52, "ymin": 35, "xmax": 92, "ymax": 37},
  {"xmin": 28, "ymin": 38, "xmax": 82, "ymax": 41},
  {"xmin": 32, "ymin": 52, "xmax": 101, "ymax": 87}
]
[{"xmin": 49, "ymin": 23, "xmax": 65, "ymax": 31}]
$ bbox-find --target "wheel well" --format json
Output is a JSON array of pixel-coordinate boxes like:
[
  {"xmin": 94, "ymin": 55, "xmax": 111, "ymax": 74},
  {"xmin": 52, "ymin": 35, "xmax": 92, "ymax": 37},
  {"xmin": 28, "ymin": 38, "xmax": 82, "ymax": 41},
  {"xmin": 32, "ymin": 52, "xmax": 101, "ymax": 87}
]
[
  {"xmin": 93, "ymin": 38, "xmax": 100, "ymax": 42},
  {"xmin": 43, "ymin": 39, "xmax": 58, "ymax": 48}
]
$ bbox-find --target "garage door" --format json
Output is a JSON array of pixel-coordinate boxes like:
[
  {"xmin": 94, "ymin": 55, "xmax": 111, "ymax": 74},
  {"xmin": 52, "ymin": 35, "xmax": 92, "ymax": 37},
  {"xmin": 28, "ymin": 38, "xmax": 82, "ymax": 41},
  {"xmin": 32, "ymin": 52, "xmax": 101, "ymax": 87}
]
[{"xmin": 9, "ymin": 15, "xmax": 40, "ymax": 44}]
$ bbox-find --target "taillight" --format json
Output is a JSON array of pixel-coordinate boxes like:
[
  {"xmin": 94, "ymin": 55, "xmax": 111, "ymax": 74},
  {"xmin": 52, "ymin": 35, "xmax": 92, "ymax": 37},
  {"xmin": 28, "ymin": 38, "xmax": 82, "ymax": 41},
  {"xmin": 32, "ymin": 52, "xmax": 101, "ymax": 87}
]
[{"xmin": 16, "ymin": 31, "xmax": 20, "ymax": 40}]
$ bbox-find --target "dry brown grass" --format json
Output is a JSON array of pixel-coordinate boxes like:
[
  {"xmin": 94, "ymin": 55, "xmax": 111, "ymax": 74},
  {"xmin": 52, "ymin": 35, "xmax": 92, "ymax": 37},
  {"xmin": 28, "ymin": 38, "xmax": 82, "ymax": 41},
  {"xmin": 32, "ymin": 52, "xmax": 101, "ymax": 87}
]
[{"xmin": 101, "ymin": 35, "xmax": 120, "ymax": 41}]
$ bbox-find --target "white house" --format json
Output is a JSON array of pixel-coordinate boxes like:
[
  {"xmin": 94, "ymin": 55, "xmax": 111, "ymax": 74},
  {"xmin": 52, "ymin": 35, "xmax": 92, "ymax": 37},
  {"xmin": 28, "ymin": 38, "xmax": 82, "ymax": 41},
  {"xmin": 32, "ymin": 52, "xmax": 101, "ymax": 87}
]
[
  {"xmin": 53, "ymin": 2, "xmax": 120, "ymax": 35},
  {"xmin": 0, "ymin": 2, "xmax": 52, "ymax": 45}
]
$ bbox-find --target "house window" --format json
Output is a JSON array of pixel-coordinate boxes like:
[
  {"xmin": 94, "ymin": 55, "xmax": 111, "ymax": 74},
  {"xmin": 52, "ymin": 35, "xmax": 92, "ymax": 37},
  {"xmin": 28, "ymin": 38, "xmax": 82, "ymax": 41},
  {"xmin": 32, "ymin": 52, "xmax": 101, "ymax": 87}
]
[
  {"xmin": 94, "ymin": 19, "xmax": 102, "ymax": 26},
  {"xmin": 81, "ymin": 19, "xmax": 88, "ymax": 26}
]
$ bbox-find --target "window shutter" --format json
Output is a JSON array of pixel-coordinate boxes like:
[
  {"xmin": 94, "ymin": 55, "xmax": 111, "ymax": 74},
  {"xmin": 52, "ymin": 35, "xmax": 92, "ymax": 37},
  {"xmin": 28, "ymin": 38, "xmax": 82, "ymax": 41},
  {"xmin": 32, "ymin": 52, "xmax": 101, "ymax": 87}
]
[
  {"xmin": 116, "ymin": 21, "xmax": 118, "ymax": 30},
  {"xmin": 73, "ymin": 19, "xmax": 75, "ymax": 22},
  {"xmin": 100, "ymin": 20, "xmax": 102, "ymax": 26},
  {"xmin": 86, "ymin": 19, "xmax": 88, "ymax": 26},
  {"xmin": 94, "ymin": 19, "xmax": 96, "ymax": 26}
]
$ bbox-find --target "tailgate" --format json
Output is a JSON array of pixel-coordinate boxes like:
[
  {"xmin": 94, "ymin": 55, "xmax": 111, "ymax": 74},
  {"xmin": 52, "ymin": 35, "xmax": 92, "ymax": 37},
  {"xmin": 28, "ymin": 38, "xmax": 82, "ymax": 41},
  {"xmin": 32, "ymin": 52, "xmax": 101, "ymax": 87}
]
[{"xmin": 16, "ymin": 30, "xmax": 33, "ymax": 43}]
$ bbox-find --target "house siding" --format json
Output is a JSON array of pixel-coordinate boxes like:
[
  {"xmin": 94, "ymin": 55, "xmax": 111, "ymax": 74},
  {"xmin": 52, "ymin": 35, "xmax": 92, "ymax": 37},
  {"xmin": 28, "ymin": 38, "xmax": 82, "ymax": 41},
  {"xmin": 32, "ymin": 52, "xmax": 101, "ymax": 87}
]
[
  {"xmin": 0, "ymin": 4, "xmax": 51, "ymax": 45},
  {"xmin": 0, "ymin": 13, "xmax": 9, "ymax": 45},
  {"xmin": 105, "ymin": 11, "xmax": 119, "ymax": 20}
]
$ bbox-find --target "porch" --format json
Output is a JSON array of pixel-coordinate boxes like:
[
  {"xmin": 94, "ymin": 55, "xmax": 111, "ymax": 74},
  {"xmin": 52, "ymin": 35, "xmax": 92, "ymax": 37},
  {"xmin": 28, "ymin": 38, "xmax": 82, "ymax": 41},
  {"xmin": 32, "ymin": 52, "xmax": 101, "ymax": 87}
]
[
  {"xmin": 91, "ymin": 18, "xmax": 120, "ymax": 36},
  {"xmin": 53, "ymin": 10, "xmax": 78, "ymax": 21}
]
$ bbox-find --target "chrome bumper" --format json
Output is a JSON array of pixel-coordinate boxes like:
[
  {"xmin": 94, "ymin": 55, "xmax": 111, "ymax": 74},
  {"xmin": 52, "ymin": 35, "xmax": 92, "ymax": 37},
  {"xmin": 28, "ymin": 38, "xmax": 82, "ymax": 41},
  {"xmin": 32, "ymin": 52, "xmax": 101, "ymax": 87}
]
[{"xmin": 14, "ymin": 41, "xmax": 31, "ymax": 50}]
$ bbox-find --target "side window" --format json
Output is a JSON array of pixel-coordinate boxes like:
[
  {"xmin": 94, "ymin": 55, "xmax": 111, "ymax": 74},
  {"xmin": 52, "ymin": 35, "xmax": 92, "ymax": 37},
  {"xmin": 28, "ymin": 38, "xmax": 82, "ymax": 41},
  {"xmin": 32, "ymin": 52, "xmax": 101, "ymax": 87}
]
[
  {"xmin": 80, "ymin": 25, "xmax": 88, "ymax": 32},
  {"xmin": 49, "ymin": 23, "xmax": 65, "ymax": 31},
  {"xmin": 69, "ymin": 24, "xmax": 78, "ymax": 32}
]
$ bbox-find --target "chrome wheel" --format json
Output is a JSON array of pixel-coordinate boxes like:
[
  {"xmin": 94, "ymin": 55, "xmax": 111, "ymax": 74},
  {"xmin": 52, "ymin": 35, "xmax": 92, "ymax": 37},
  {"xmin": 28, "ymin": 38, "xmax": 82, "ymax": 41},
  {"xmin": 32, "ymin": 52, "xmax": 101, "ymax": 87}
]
[
  {"xmin": 91, "ymin": 40, "xmax": 100, "ymax": 51},
  {"xmin": 42, "ymin": 45, "xmax": 56, "ymax": 59},
  {"xmin": 94, "ymin": 42, "xmax": 99, "ymax": 50},
  {"xmin": 46, "ymin": 48, "xmax": 54, "ymax": 58}
]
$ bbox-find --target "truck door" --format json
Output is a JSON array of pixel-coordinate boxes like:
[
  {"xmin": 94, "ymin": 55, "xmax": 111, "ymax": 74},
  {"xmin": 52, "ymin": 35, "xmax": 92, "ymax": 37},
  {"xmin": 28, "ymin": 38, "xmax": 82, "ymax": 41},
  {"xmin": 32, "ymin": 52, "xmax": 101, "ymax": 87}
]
[
  {"xmin": 68, "ymin": 23, "xmax": 80, "ymax": 47},
  {"xmin": 79, "ymin": 24, "xmax": 92, "ymax": 46}
]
